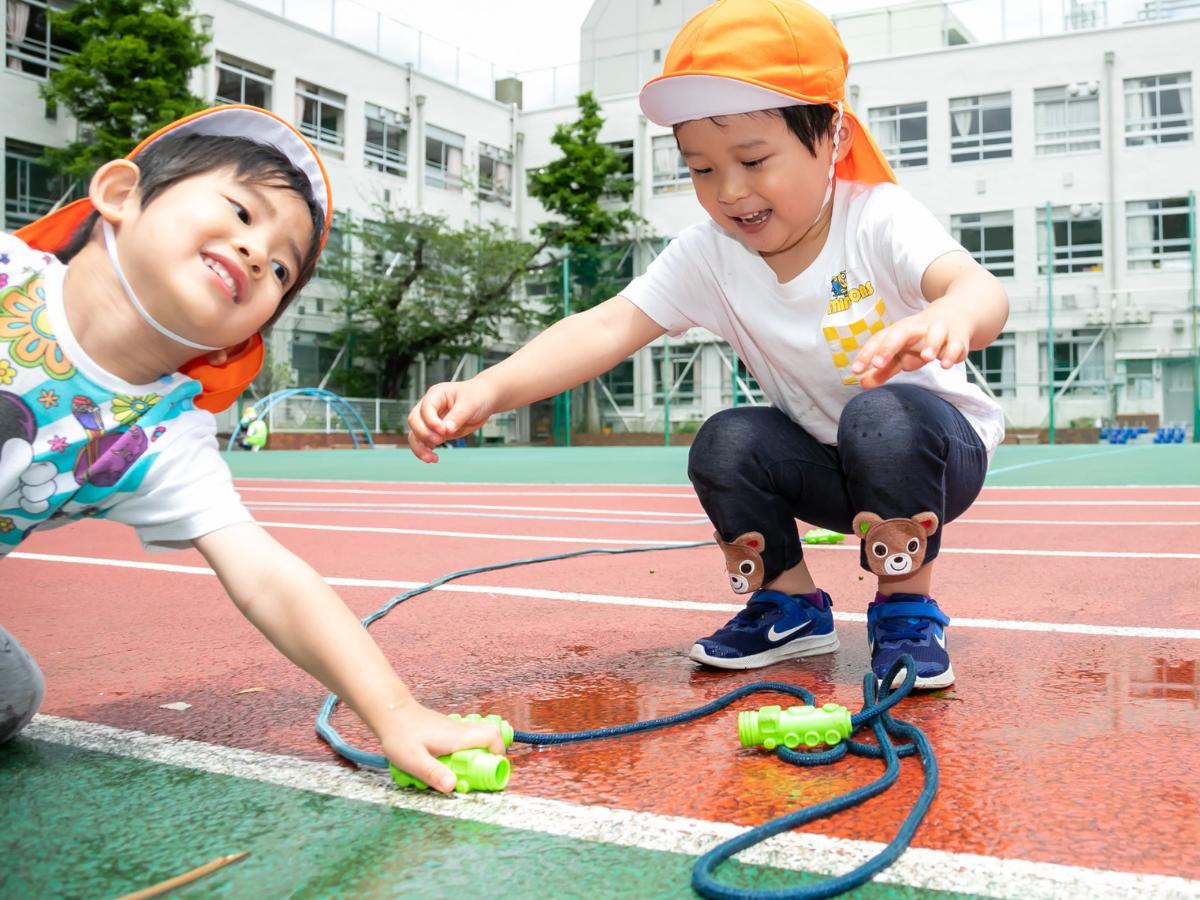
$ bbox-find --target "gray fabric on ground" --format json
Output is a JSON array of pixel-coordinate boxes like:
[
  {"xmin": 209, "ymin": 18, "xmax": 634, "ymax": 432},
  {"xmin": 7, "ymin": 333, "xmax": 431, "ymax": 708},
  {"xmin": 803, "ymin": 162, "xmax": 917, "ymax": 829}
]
[{"xmin": 0, "ymin": 625, "xmax": 44, "ymax": 744}]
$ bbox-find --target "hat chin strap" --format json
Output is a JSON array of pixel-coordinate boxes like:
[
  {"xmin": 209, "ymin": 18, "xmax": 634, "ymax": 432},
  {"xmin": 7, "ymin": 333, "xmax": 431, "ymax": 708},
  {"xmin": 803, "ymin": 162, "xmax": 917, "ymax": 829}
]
[
  {"xmin": 812, "ymin": 101, "xmax": 843, "ymax": 227},
  {"xmin": 102, "ymin": 219, "xmax": 222, "ymax": 352}
]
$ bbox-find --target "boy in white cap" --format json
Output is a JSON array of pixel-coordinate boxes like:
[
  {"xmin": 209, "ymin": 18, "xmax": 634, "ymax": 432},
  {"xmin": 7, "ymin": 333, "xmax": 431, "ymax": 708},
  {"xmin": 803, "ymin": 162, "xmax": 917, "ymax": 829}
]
[
  {"xmin": 0, "ymin": 106, "xmax": 504, "ymax": 789},
  {"xmin": 407, "ymin": 0, "xmax": 1008, "ymax": 689}
]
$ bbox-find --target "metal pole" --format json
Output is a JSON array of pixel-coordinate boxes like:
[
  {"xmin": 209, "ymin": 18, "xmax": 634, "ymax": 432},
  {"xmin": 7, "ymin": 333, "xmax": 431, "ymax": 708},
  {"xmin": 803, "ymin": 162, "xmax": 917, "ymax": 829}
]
[
  {"xmin": 662, "ymin": 338, "xmax": 672, "ymax": 447},
  {"xmin": 562, "ymin": 247, "xmax": 572, "ymax": 447},
  {"xmin": 731, "ymin": 349, "xmax": 739, "ymax": 407},
  {"xmin": 1045, "ymin": 202, "xmax": 1056, "ymax": 445},
  {"xmin": 1189, "ymin": 190, "xmax": 1198, "ymax": 442}
]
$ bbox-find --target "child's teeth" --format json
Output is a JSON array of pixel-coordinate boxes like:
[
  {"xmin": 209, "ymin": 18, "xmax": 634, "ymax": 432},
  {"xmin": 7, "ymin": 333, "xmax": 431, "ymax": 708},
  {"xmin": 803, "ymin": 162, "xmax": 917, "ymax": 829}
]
[{"xmin": 206, "ymin": 258, "xmax": 237, "ymax": 298}]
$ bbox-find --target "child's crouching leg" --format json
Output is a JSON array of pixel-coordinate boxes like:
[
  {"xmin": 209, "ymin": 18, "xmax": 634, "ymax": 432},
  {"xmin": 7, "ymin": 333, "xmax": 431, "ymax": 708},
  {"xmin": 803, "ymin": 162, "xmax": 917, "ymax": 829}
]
[{"xmin": 0, "ymin": 625, "xmax": 44, "ymax": 744}]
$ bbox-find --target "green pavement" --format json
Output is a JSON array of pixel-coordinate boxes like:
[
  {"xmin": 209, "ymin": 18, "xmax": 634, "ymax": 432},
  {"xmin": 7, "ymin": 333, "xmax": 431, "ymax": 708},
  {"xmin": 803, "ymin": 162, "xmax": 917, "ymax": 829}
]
[
  {"xmin": 225, "ymin": 443, "xmax": 1200, "ymax": 486},
  {"xmin": 1, "ymin": 737, "xmax": 970, "ymax": 899}
]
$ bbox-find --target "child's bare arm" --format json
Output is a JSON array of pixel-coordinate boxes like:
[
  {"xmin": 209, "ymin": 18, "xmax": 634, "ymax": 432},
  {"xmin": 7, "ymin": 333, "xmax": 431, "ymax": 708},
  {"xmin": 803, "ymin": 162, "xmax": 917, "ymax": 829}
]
[
  {"xmin": 852, "ymin": 251, "xmax": 1009, "ymax": 389},
  {"xmin": 192, "ymin": 522, "xmax": 505, "ymax": 792},
  {"xmin": 408, "ymin": 295, "xmax": 666, "ymax": 461}
]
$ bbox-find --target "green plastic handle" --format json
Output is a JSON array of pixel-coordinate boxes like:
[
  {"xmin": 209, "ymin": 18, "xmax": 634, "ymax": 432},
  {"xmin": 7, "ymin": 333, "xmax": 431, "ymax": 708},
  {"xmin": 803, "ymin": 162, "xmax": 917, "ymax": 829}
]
[
  {"xmin": 738, "ymin": 703, "xmax": 852, "ymax": 750},
  {"xmin": 389, "ymin": 713, "xmax": 514, "ymax": 793}
]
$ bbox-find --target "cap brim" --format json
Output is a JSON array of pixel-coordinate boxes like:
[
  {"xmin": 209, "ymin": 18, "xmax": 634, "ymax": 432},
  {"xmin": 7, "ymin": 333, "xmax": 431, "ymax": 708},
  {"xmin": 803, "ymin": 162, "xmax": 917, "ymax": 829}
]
[
  {"xmin": 14, "ymin": 105, "xmax": 332, "ymax": 255},
  {"xmin": 640, "ymin": 74, "xmax": 808, "ymax": 126}
]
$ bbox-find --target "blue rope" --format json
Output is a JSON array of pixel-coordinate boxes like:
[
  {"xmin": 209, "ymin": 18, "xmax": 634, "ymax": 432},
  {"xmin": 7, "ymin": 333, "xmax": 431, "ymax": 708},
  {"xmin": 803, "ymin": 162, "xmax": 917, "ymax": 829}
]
[{"xmin": 314, "ymin": 542, "xmax": 938, "ymax": 898}]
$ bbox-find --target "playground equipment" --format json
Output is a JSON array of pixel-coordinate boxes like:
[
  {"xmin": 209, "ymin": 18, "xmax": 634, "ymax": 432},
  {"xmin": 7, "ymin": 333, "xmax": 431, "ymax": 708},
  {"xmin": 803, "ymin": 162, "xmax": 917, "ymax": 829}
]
[{"xmin": 226, "ymin": 389, "xmax": 375, "ymax": 451}]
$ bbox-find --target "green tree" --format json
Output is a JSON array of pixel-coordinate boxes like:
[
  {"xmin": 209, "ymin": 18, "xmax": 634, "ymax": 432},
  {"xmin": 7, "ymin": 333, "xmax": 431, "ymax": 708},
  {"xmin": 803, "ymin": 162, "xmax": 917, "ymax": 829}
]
[
  {"xmin": 41, "ymin": 0, "xmax": 210, "ymax": 183},
  {"xmin": 324, "ymin": 207, "xmax": 547, "ymax": 399},
  {"xmin": 527, "ymin": 91, "xmax": 647, "ymax": 432}
]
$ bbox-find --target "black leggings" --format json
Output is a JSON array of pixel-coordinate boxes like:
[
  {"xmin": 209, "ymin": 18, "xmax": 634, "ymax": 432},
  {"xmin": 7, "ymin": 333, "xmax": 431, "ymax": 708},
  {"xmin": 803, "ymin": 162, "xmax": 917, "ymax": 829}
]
[{"xmin": 687, "ymin": 384, "xmax": 989, "ymax": 584}]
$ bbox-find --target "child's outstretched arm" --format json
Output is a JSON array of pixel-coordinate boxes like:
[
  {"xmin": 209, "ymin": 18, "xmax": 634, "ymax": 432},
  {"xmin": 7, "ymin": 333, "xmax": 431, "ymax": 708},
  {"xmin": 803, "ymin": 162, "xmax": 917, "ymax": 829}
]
[
  {"xmin": 852, "ymin": 251, "xmax": 1009, "ymax": 389},
  {"xmin": 408, "ymin": 295, "xmax": 666, "ymax": 461},
  {"xmin": 193, "ymin": 522, "xmax": 505, "ymax": 793}
]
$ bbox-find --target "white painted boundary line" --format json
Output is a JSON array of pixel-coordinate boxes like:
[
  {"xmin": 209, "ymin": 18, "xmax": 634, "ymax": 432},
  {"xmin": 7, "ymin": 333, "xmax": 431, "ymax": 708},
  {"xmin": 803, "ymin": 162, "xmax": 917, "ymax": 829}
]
[
  {"xmin": 250, "ymin": 522, "xmax": 1200, "ymax": 559},
  {"xmin": 10, "ymin": 552, "xmax": 1200, "ymax": 640},
  {"xmin": 238, "ymin": 486, "xmax": 700, "ymax": 499},
  {"xmin": 25, "ymin": 716, "xmax": 1200, "ymax": 900},
  {"xmin": 245, "ymin": 500, "xmax": 707, "ymax": 518}
]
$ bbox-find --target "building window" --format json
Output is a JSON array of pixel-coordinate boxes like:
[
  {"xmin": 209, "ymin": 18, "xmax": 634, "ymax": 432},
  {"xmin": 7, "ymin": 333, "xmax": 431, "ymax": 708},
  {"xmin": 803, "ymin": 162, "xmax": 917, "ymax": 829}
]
[
  {"xmin": 1127, "ymin": 198, "xmax": 1192, "ymax": 270},
  {"xmin": 425, "ymin": 125, "xmax": 464, "ymax": 192},
  {"xmin": 364, "ymin": 103, "xmax": 408, "ymax": 177},
  {"xmin": 478, "ymin": 142, "xmax": 513, "ymax": 204},
  {"xmin": 5, "ymin": 0, "xmax": 74, "ymax": 79},
  {"xmin": 215, "ymin": 55, "xmax": 272, "ymax": 109},
  {"xmin": 1034, "ymin": 83, "xmax": 1101, "ymax": 154},
  {"xmin": 316, "ymin": 212, "xmax": 348, "ymax": 280},
  {"xmin": 1123, "ymin": 358, "xmax": 1154, "ymax": 402},
  {"xmin": 290, "ymin": 330, "xmax": 341, "ymax": 387},
  {"xmin": 599, "ymin": 359, "xmax": 635, "ymax": 408},
  {"xmin": 1038, "ymin": 204, "xmax": 1104, "ymax": 274},
  {"xmin": 652, "ymin": 134, "xmax": 690, "ymax": 193},
  {"xmin": 652, "ymin": 346, "xmax": 697, "ymax": 404},
  {"xmin": 4, "ymin": 139, "xmax": 70, "ymax": 229},
  {"xmin": 1039, "ymin": 329, "xmax": 1107, "ymax": 395},
  {"xmin": 724, "ymin": 355, "xmax": 765, "ymax": 405},
  {"xmin": 603, "ymin": 139, "xmax": 635, "ymax": 198},
  {"xmin": 949, "ymin": 93, "xmax": 1012, "ymax": 162},
  {"xmin": 295, "ymin": 80, "xmax": 345, "ymax": 150},
  {"xmin": 1125, "ymin": 73, "xmax": 1192, "ymax": 146},
  {"xmin": 952, "ymin": 211, "xmax": 1015, "ymax": 277},
  {"xmin": 868, "ymin": 102, "xmax": 928, "ymax": 168},
  {"xmin": 967, "ymin": 331, "xmax": 1015, "ymax": 397}
]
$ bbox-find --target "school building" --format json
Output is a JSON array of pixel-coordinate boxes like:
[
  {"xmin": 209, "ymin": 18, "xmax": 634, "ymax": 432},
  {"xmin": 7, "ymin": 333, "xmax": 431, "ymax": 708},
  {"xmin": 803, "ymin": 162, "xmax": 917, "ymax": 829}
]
[{"xmin": 4, "ymin": 0, "xmax": 1198, "ymax": 441}]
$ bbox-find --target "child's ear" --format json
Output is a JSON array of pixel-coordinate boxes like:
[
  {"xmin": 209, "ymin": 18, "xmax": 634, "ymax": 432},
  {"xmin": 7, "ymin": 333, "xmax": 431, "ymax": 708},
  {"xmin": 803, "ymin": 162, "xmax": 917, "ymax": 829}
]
[
  {"xmin": 835, "ymin": 114, "xmax": 856, "ymax": 163},
  {"xmin": 89, "ymin": 160, "xmax": 142, "ymax": 224}
]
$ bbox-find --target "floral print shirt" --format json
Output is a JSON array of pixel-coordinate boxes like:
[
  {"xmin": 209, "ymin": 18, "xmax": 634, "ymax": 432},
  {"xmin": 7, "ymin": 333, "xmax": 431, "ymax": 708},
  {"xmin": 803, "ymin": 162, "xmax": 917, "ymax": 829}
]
[{"xmin": 0, "ymin": 232, "xmax": 250, "ymax": 558}]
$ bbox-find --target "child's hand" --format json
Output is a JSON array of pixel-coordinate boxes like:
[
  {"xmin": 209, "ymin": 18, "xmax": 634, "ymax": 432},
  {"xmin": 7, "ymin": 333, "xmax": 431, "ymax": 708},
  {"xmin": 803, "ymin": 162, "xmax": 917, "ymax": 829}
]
[
  {"xmin": 407, "ymin": 379, "xmax": 497, "ymax": 462},
  {"xmin": 378, "ymin": 700, "xmax": 507, "ymax": 794},
  {"xmin": 850, "ymin": 306, "xmax": 972, "ymax": 389}
]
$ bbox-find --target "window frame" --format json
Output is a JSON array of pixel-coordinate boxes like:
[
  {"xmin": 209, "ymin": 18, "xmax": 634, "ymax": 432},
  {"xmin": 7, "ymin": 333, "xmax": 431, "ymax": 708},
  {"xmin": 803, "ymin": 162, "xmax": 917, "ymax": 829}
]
[
  {"xmin": 363, "ymin": 102, "xmax": 408, "ymax": 178},
  {"xmin": 949, "ymin": 92, "xmax": 1013, "ymax": 163},
  {"xmin": 1125, "ymin": 72, "xmax": 1193, "ymax": 146},
  {"xmin": 599, "ymin": 358, "xmax": 636, "ymax": 409},
  {"xmin": 4, "ymin": 138, "xmax": 70, "ymax": 229},
  {"xmin": 424, "ymin": 124, "xmax": 465, "ymax": 193},
  {"xmin": 1034, "ymin": 84, "xmax": 1101, "ymax": 155},
  {"xmin": 478, "ymin": 141, "xmax": 514, "ymax": 205},
  {"xmin": 1039, "ymin": 328, "xmax": 1108, "ymax": 396},
  {"xmin": 651, "ymin": 134, "xmax": 690, "ymax": 194},
  {"xmin": 215, "ymin": 54, "xmax": 273, "ymax": 109},
  {"xmin": 1038, "ymin": 204, "xmax": 1105, "ymax": 275},
  {"xmin": 952, "ymin": 210, "xmax": 1015, "ymax": 278},
  {"xmin": 1126, "ymin": 197, "xmax": 1192, "ymax": 271},
  {"xmin": 967, "ymin": 331, "xmax": 1016, "ymax": 398},
  {"xmin": 295, "ymin": 79, "xmax": 346, "ymax": 150},
  {"xmin": 868, "ymin": 102, "xmax": 928, "ymax": 169},
  {"xmin": 651, "ymin": 345, "xmax": 698, "ymax": 405},
  {"xmin": 4, "ymin": 0, "xmax": 74, "ymax": 79}
]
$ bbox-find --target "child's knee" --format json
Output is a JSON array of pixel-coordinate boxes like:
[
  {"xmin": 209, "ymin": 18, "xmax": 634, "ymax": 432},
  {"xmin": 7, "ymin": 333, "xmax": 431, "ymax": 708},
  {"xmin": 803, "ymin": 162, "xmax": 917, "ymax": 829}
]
[{"xmin": 0, "ymin": 627, "xmax": 44, "ymax": 744}]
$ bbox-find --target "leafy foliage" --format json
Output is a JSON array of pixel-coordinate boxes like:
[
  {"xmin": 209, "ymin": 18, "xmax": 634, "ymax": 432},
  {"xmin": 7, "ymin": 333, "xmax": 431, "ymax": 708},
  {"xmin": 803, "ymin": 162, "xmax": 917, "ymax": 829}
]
[
  {"xmin": 41, "ymin": 0, "xmax": 210, "ymax": 183},
  {"xmin": 322, "ymin": 207, "xmax": 547, "ymax": 397}
]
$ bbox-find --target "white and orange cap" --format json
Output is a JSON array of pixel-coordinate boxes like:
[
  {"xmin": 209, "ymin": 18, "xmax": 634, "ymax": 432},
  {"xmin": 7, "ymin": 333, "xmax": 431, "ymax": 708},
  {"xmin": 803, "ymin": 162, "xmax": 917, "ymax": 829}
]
[
  {"xmin": 14, "ymin": 105, "xmax": 333, "ymax": 412},
  {"xmin": 639, "ymin": 0, "xmax": 897, "ymax": 187}
]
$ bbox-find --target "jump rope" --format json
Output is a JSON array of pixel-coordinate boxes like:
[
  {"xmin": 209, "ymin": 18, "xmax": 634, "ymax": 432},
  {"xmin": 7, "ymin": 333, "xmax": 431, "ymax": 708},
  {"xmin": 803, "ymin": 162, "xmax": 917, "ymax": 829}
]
[{"xmin": 315, "ymin": 542, "xmax": 938, "ymax": 900}]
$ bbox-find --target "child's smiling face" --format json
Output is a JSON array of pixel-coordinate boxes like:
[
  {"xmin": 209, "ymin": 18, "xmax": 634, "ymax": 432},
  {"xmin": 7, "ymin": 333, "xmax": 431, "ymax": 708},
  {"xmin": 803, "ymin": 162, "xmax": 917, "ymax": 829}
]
[
  {"xmin": 675, "ymin": 110, "xmax": 845, "ymax": 262},
  {"xmin": 114, "ymin": 166, "xmax": 314, "ymax": 350}
]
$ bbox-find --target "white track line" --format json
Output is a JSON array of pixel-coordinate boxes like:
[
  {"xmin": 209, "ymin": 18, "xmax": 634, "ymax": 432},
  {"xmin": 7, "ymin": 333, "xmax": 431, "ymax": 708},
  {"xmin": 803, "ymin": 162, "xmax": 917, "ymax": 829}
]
[
  {"xmin": 9, "ymin": 552, "xmax": 1200, "ymax": 640},
  {"xmin": 245, "ymin": 500, "xmax": 707, "ymax": 517},
  {"xmin": 974, "ymin": 500, "xmax": 1200, "ymax": 506},
  {"xmin": 958, "ymin": 518, "xmax": 1200, "ymax": 527},
  {"xmin": 250, "ymin": 522, "xmax": 1200, "ymax": 558},
  {"xmin": 25, "ymin": 716, "xmax": 1200, "ymax": 900},
  {"xmin": 238, "ymin": 487, "xmax": 700, "ymax": 499}
]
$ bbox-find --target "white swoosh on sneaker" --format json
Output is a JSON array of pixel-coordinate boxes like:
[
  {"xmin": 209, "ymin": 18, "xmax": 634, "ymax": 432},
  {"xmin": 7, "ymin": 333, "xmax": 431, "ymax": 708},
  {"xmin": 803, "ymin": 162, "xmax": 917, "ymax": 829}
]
[
  {"xmin": 767, "ymin": 621, "xmax": 815, "ymax": 642},
  {"xmin": 934, "ymin": 630, "xmax": 947, "ymax": 649}
]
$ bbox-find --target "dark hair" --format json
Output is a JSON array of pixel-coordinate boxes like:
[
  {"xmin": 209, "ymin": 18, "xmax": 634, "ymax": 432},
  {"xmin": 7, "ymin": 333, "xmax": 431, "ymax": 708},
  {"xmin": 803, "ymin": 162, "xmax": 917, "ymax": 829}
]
[
  {"xmin": 673, "ymin": 104, "xmax": 839, "ymax": 156},
  {"xmin": 59, "ymin": 133, "xmax": 325, "ymax": 327}
]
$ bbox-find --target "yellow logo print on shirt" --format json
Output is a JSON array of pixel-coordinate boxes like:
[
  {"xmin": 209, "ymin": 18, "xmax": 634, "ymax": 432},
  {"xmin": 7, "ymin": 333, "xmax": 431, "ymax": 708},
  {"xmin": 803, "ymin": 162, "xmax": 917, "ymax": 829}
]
[
  {"xmin": 823, "ymin": 298, "xmax": 890, "ymax": 386},
  {"xmin": 826, "ymin": 271, "xmax": 875, "ymax": 315}
]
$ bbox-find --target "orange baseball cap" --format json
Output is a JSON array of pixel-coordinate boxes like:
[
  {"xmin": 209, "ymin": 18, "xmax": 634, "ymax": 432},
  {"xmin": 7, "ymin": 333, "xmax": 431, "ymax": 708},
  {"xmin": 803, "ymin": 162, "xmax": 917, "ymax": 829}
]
[
  {"xmin": 639, "ymin": 0, "xmax": 896, "ymax": 186},
  {"xmin": 14, "ymin": 105, "xmax": 333, "ymax": 412}
]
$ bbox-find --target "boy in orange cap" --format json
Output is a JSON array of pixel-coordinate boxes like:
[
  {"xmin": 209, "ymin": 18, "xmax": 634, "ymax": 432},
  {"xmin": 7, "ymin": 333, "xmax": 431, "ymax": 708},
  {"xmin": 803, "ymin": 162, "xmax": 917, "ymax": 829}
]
[
  {"xmin": 0, "ymin": 106, "xmax": 504, "ymax": 787},
  {"xmin": 408, "ymin": 0, "xmax": 1008, "ymax": 689}
]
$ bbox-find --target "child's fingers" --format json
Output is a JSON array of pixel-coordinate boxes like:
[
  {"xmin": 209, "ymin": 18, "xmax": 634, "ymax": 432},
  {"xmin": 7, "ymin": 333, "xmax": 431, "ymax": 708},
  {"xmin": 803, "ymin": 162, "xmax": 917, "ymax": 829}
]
[
  {"xmin": 852, "ymin": 321, "xmax": 923, "ymax": 375},
  {"xmin": 408, "ymin": 750, "xmax": 458, "ymax": 794},
  {"xmin": 406, "ymin": 429, "xmax": 439, "ymax": 464},
  {"xmin": 940, "ymin": 335, "xmax": 967, "ymax": 368},
  {"xmin": 441, "ymin": 396, "xmax": 486, "ymax": 438},
  {"xmin": 921, "ymin": 319, "xmax": 948, "ymax": 362},
  {"xmin": 462, "ymin": 722, "xmax": 507, "ymax": 756}
]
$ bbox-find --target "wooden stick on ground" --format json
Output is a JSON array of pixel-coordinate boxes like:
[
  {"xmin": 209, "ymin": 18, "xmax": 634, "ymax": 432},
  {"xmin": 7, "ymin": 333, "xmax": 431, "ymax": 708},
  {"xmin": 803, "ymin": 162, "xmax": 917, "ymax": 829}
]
[{"xmin": 115, "ymin": 851, "xmax": 249, "ymax": 900}]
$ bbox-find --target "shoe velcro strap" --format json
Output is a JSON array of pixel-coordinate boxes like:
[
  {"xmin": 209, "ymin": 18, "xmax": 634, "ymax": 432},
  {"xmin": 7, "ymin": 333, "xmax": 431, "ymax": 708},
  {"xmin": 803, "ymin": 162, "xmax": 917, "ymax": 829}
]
[{"xmin": 874, "ymin": 602, "xmax": 950, "ymax": 627}]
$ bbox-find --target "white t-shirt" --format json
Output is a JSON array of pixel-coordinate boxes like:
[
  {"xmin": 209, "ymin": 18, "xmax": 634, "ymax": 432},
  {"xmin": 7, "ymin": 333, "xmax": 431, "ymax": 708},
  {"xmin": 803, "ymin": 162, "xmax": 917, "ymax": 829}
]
[
  {"xmin": 621, "ymin": 179, "xmax": 1005, "ymax": 455},
  {"xmin": 0, "ymin": 232, "xmax": 251, "ymax": 559}
]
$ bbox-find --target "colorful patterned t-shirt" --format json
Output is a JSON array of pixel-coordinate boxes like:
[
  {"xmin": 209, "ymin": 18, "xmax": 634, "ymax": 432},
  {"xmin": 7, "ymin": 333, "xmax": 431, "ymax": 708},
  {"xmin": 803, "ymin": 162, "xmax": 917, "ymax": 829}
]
[{"xmin": 0, "ymin": 232, "xmax": 250, "ymax": 559}]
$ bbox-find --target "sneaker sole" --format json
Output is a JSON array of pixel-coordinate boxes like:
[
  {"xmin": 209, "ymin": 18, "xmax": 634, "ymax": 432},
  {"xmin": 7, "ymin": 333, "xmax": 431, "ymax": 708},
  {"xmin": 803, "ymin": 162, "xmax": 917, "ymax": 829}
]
[
  {"xmin": 880, "ymin": 663, "xmax": 956, "ymax": 691},
  {"xmin": 688, "ymin": 632, "xmax": 840, "ymax": 670}
]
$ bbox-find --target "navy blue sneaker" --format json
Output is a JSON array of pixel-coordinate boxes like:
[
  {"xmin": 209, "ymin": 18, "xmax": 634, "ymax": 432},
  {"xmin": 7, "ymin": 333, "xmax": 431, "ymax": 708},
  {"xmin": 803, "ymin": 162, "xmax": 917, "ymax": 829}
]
[
  {"xmin": 867, "ymin": 593, "xmax": 954, "ymax": 689},
  {"xmin": 689, "ymin": 589, "xmax": 838, "ymax": 669}
]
